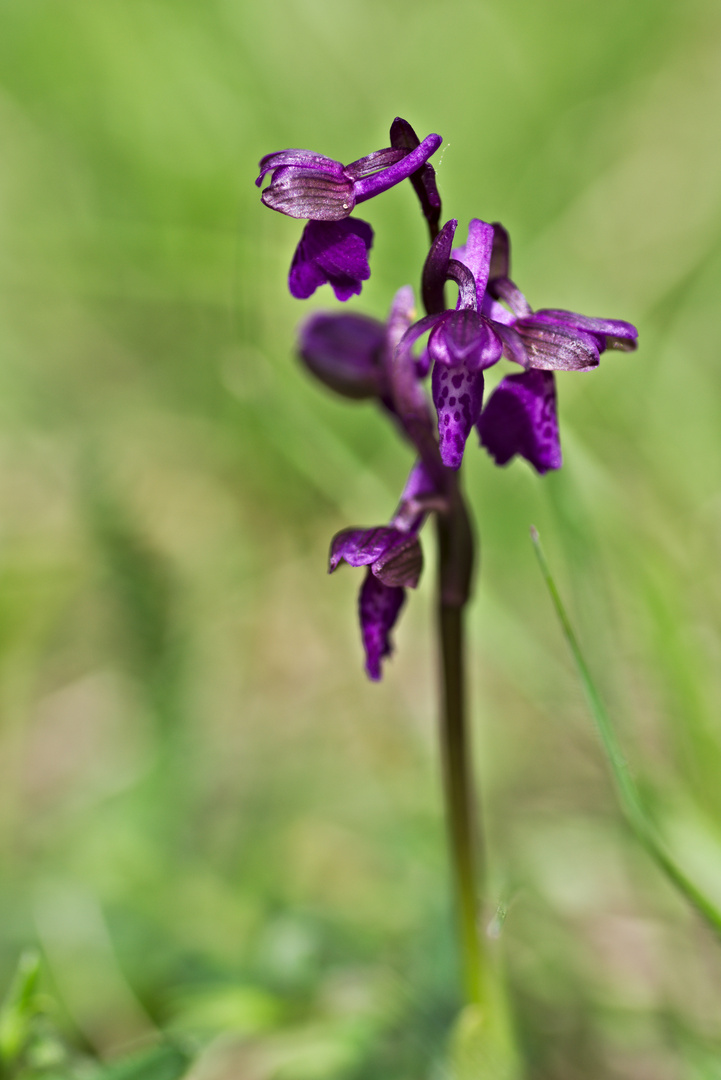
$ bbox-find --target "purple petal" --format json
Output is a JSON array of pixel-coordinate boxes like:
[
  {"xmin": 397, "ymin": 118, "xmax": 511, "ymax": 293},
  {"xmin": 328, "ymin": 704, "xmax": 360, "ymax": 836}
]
[
  {"xmin": 359, "ymin": 569, "xmax": 405, "ymax": 681},
  {"xmin": 446, "ymin": 260, "xmax": 478, "ymax": 312},
  {"xmin": 481, "ymin": 294, "xmax": 515, "ymax": 325},
  {"xmin": 261, "ymin": 166, "xmax": 356, "ymax": 221},
  {"xmin": 353, "ymin": 133, "xmax": 442, "ymax": 203},
  {"xmin": 490, "ymin": 277, "xmax": 532, "ymax": 319},
  {"xmin": 479, "ymin": 370, "xmax": 562, "ymax": 474},
  {"xmin": 255, "ymin": 149, "xmax": 346, "ymax": 186},
  {"xmin": 489, "ymin": 222, "xmax": 511, "ymax": 281},
  {"xmin": 422, "ymin": 219, "xmax": 458, "ymax": 315},
  {"xmin": 289, "ymin": 219, "xmax": 373, "ymax": 302},
  {"xmin": 432, "ymin": 360, "xmax": 485, "ymax": 470},
  {"xmin": 298, "ymin": 311, "xmax": 386, "ymax": 399},
  {"xmin": 428, "ymin": 311, "xmax": 503, "ymax": 371},
  {"xmin": 375, "ymin": 286, "xmax": 418, "ymax": 417},
  {"xmin": 452, "ymin": 219, "xmax": 495, "ymax": 307},
  {"xmin": 533, "ymin": 309, "xmax": 638, "ymax": 353},
  {"xmin": 514, "ymin": 317, "xmax": 600, "ymax": 371},
  {"xmin": 329, "ymin": 526, "xmax": 408, "ymax": 571},
  {"xmin": 343, "ymin": 147, "xmax": 405, "ymax": 180},
  {"xmin": 492, "ymin": 322, "xmax": 529, "ymax": 368},
  {"xmin": 389, "ymin": 117, "xmax": 442, "ymax": 234}
]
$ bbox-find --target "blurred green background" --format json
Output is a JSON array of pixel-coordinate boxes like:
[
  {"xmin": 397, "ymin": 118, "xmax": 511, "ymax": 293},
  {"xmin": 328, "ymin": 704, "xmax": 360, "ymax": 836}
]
[{"xmin": 1, "ymin": 0, "xmax": 721, "ymax": 1076}]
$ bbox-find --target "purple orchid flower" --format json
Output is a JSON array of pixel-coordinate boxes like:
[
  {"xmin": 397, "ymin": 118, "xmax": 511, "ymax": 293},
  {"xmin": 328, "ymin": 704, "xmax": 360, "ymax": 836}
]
[
  {"xmin": 393, "ymin": 219, "xmax": 507, "ymax": 469},
  {"xmin": 256, "ymin": 124, "xmax": 442, "ymax": 302},
  {"xmin": 395, "ymin": 217, "xmax": 638, "ymax": 473},
  {"xmin": 475, "ymin": 222, "xmax": 638, "ymax": 473},
  {"xmin": 329, "ymin": 460, "xmax": 439, "ymax": 680}
]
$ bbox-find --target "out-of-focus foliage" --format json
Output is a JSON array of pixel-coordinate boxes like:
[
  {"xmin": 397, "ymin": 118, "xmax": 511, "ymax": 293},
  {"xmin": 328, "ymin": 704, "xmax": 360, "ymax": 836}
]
[{"xmin": 1, "ymin": 0, "xmax": 721, "ymax": 1076}]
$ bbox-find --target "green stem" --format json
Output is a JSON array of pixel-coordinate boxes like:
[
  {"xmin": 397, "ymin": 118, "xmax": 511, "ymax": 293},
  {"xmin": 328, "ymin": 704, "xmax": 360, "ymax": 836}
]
[
  {"xmin": 531, "ymin": 526, "xmax": 721, "ymax": 938},
  {"xmin": 436, "ymin": 482, "xmax": 484, "ymax": 1004}
]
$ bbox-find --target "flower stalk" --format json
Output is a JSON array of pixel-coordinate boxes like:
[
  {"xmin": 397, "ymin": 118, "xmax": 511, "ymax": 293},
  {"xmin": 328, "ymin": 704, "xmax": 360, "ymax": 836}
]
[{"xmin": 436, "ymin": 481, "xmax": 484, "ymax": 1004}]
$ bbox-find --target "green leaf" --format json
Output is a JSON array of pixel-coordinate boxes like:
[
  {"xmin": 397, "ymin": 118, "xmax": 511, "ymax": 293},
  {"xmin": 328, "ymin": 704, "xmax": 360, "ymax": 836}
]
[{"xmin": 531, "ymin": 526, "xmax": 721, "ymax": 939}]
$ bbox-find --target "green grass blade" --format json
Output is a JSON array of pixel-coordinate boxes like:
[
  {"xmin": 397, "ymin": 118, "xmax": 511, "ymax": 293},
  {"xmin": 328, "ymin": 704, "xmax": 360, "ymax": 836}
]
[{"xmin": 530, "ymin": 526, "xmax": 721, "ymax": 939}]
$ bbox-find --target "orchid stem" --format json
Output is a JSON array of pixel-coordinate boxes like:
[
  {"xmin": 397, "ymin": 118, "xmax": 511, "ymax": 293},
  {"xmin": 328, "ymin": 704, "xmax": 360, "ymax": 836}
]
[{"xmin": 436, "ymin": 482, "xmax": 484, "ymax": 1005}]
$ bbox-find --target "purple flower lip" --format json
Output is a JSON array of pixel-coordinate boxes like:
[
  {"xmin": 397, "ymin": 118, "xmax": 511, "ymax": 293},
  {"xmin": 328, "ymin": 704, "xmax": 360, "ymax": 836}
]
[
  {"xmin": 288, "ymin": 218, "xmax": 374, "ymax": 301},
  {"xmin": 257, "ymin": 134, "xmax": 442, "ymax": 221}
]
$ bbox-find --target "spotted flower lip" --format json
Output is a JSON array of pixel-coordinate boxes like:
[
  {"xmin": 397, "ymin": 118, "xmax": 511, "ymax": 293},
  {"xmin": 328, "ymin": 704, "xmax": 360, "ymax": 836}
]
[
  {"xmin": 257, "ymin": 133, "xmax": 443, "ymax": 222},
  {"xmin": 478, "ymin": 369, "xmax": 562, "ymax": 474}
]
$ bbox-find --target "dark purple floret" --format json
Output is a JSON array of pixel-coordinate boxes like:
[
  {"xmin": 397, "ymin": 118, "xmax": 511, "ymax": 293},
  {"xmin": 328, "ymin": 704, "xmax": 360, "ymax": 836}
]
[
  {"xmin": 297, "ymin": 285, "xmax": 420, "ymax": 409},
  {"xmin": 258, "ymin": 124, "xmax": 443, "ymax": 303},
  {"xmin": 479, "ymin": 370, "xmax": 561, "ymax": 474},
  {"xmin": 289, "ymin": 218, "xmax": 373, "ymax": 301},
  {"xmin": 298, "ymin": 311, "xmax": 387, "ymax": 399},
  {"xmin": 329, "ymin": 460, "xmax": 438, "ymax": 680}
]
